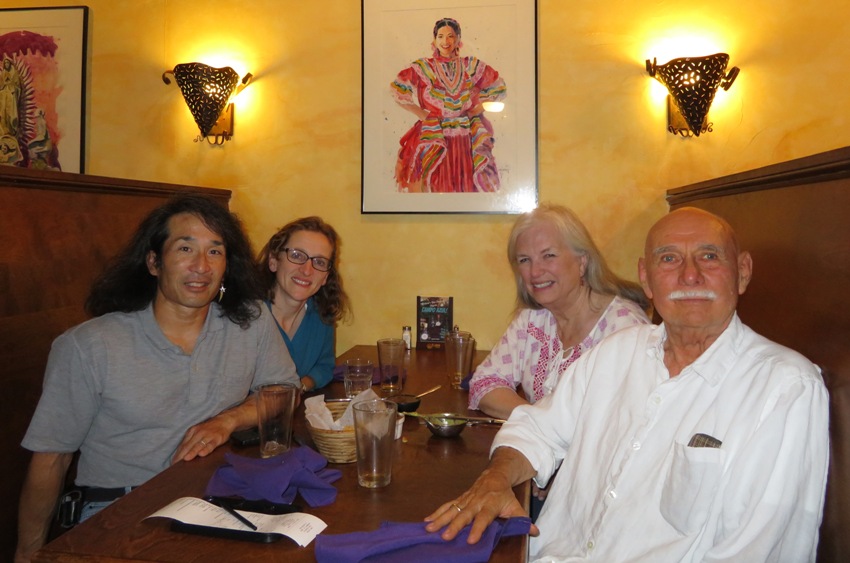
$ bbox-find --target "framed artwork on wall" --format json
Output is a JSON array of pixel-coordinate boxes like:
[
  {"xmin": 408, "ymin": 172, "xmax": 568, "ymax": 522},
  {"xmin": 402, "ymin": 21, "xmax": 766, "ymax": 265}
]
[
  {"xmin": 361, "ymin": 0, "xmax": 537, "ymax": 214},
  {"xmin": 0, "ymin": 6, "xmax": 88, "ymax": 173}
]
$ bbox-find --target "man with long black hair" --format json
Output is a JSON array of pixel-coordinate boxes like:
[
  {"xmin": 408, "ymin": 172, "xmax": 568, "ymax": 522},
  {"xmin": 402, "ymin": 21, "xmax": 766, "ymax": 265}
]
[{"xmin": 16, "ymin": 194, "xmax": 298, "ymax": 562}]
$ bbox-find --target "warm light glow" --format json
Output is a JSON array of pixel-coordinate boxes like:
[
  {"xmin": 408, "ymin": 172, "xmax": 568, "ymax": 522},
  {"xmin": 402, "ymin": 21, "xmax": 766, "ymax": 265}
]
[
  {"xmin": 647, "ymin": 79, "xmax": 668, "ymax": 106},
  {"xmin": 233, "ymin": 82, "xmax": 256, "ymax": 109},
  {"xmin": 639, "ymin": 23, "xmax": 741, "ymax": 136},
  {"xmin": 638, "ymin": 20, "xmax": 736, "ymax": 107},
  {"xmin": 644, "ymin": 33, "xmax": 725, "ymax": 67},
  {"xmin": 709, "ymin": 85, "xmax": 733, "ymax": 111},
  {"xmin": 178, "ymin": 53, "xmax": 252, "ymax": 105},
  {"xmin": 192, "ymin": 54, "xmax": 249, "ymax": 79},
  {"xmin": 482, "ymin": 101, "xmax": 505, "ymax": 112}
]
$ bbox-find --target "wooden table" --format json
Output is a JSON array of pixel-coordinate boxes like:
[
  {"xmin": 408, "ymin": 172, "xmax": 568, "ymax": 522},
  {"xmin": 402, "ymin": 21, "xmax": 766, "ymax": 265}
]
[{"xmin": 34, "ymin": 346, "xmax": 529, "ymax": 562}]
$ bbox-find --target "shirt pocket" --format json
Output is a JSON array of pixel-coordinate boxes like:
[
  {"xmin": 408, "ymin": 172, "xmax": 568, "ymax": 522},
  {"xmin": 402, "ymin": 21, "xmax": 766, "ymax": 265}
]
[{"xmin": 660, "ymin": 441, "xmax": 726, "ymax": 535}]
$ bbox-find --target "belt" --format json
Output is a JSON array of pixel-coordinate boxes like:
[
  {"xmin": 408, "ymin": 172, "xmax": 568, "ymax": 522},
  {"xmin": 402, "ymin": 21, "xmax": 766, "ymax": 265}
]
[{"xmin": 83, "ymin": 486, "xmax": 134, "ymax": 503}]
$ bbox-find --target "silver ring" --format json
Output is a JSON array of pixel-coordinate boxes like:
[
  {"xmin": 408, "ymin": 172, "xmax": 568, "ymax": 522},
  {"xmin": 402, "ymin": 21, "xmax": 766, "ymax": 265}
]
[
  {"xmin": 451, "ymin": 503, "xmax": 463, "ymax": 513},
  {"xmin": 200, "ymin": 439, "xmax": 207, "ymax": 446}
]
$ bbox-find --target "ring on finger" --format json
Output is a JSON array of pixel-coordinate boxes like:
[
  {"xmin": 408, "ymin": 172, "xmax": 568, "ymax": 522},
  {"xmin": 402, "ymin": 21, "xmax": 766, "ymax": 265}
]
[
  {"xmin": 451, "ymin": 503, "xmax": 463, "ymax": 513},
  {"xmin": 200, "ymin": 439, "xmax": 207, "ymax": 446}
]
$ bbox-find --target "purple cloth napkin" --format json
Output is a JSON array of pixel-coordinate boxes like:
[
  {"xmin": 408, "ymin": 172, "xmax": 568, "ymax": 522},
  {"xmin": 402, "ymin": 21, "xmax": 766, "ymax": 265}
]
[
  {"xmin": 205, "ymin": 446, "xmax": 341, "ymax": 507},
  {"xmin": 460, "ymin": 373, "xmax": 472, "ymax": 391},
  {"xmin": 314, "ymin": 517, "xmax": 532, "ymax": 563}
]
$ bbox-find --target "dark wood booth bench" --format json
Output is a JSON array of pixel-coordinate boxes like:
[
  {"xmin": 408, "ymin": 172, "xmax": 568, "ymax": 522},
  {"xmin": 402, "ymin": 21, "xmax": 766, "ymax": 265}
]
[
  {"xmin": 0, "ymin": 166, "xmax": 230, "ymax": 561},
  {"xmin": 667, "ymin": 146, "xmax": 850, "ymax": 562}
]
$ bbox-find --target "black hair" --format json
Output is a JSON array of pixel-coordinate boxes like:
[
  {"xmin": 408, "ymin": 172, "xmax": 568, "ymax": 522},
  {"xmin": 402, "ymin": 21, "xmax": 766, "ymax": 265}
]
[
  {"xmin": 85, "ymin": 192, "xmax": 263, "ymax": 328},
  {"xmin": 433, "ymin": 17, "xmax": 461, "ymax": 38}
]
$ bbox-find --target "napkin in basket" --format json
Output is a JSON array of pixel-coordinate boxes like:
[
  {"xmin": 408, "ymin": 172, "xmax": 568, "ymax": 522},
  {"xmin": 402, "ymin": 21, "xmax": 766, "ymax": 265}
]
[
  {"xmin": 205, "ymin": 447, "xmax": 341, "ymax": 507},
  {"xmin": 305, "ymin": 389, "xmax": 380, "ymax": 431},
  {"xmin": 314, "ymin": 517, "xmax": 531, "ymax": 563}
]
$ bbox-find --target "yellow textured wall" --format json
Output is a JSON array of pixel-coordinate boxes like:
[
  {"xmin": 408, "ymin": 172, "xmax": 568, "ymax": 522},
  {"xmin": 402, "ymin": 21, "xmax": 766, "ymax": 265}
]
[{"xmin": 6, "ymin": 0, "xmax": 850, "ymax": 353}]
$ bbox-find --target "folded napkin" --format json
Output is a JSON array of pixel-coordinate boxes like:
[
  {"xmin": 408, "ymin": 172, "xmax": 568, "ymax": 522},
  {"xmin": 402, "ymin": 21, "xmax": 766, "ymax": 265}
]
[
  {"xmin": 314, "ymin": 517, "xmax": 532, "ymax": 563},
  {"xmin": 205, "ymin": 447, "xmax": 341, "ymax": 507}
]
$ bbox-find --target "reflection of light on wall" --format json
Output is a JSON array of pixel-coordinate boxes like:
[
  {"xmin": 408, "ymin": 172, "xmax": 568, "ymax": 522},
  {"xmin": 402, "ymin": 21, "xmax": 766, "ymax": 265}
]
[
  {"xmin": 197, "ymin": 55, "xmax": 249, "ymax": 80},
  {"xmin": 646, "ymin": 35, "xmax": 723, "ymax": 66},
  {"xmin": 510, "ymin": 189, "xmax": 537, "ymax": 213},
  {"xmin": 647, "ymin": 79, "xmax": 668, "ymax": 104},
  {"xmin": 710, "ymin": 84, "xmax": 733, "ymax": 110}
]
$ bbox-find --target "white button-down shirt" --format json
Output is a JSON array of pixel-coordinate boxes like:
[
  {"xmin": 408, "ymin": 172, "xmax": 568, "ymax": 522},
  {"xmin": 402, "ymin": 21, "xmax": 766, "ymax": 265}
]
[{"xmin": 494, "ymin": 315, "xmax": 829, "ymax": 562}]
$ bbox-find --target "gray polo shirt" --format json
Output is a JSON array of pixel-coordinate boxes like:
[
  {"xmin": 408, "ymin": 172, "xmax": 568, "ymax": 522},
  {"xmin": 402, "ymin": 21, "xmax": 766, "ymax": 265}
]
[{"xmin": 22, "ymin": 301, "xmax": 298, "ymax": 487}]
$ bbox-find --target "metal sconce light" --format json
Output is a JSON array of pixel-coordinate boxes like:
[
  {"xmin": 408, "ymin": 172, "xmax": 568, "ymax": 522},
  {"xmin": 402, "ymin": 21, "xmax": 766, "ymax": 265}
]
[
  {"xmin": 646, "ymin": 53, "xmax": 739, "ymax": 137},
  {"xmin": 162, "ymin": 62, "xmax": 253, "ymax": 145}
]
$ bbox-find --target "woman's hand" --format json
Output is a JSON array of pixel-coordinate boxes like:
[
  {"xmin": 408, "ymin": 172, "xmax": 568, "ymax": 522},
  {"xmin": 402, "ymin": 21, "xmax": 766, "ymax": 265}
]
[
  {"xmin": 399, "ymin": 102, "xmax": 432, "ymax": 122},
  {"xmin": 415, "ymin": 107, "xmax": 432, "ymax": 121},
  {"xmin": 532, "ymin": 482, "xmax": 550, "ymax": 501},
  {"xmin": 477, "ymin": 387, "xmax": 529, "ymax": 420}
]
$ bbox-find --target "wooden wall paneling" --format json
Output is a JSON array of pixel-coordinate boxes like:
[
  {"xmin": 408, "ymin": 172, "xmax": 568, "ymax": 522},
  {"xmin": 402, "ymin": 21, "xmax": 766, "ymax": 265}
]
[{"xmin": 668, "ymin": 146, "xmax": 850, "ymax": 563}]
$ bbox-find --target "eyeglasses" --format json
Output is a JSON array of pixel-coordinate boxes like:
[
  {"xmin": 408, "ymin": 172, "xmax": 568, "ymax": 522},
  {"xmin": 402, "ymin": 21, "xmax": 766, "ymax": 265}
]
[{"xmin": 282, "ymin": 247, "xmax": 332, "ymax": 272}]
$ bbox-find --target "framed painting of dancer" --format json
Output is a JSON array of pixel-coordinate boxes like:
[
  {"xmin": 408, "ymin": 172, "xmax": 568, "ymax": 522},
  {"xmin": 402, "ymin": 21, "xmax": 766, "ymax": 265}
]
[
  {"xmin": 361, "ymin": 0, "xmax": 537, "ymax": 214},
  {"xmin": 0, "ymin": 6, "xmax": 88, "ymax": 173}
]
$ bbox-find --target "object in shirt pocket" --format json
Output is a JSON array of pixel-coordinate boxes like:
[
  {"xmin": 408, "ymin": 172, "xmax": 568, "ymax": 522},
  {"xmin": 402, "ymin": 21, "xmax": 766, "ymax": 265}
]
[
  {"xmin": 687, "ymin": 433, "xmax": 722, "ymax": 448},
  {"xmin": 660, "ymin": 441, "xmax": 725, "ymax": 534}
]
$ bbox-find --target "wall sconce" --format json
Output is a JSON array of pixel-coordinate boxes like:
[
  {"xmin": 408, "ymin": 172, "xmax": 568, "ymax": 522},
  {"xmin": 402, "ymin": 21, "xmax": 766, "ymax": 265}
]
[
  {"xmin": 646, "ymin": 53, "xmax": 739, "ymax": 137},
  {"xmin": 162, "ymin": 63, "xmax": 253, "ymax": 145}
]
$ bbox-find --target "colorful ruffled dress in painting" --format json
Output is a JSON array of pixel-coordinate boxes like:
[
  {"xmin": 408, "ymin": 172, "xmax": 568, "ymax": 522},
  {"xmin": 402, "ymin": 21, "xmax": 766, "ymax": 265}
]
[{"xmin": 390, "ymin": 53, "xmax": 506, "ymax": 193}]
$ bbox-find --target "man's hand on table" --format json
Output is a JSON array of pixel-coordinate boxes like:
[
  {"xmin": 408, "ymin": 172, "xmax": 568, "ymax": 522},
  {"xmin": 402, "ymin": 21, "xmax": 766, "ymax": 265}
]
[
  {"xmin": 424, "ymin": 447, "xmax": 539, "ymax": 544},
  {"xmin": 172, "ymin": 416, "xmax": 234, "ymax": 463}
]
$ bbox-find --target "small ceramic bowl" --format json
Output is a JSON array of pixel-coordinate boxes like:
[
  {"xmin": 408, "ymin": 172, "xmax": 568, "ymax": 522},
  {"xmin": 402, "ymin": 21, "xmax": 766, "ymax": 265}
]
[{"xmin": 386, "ymin": 394, "xmax": 421, "ymax": 413}]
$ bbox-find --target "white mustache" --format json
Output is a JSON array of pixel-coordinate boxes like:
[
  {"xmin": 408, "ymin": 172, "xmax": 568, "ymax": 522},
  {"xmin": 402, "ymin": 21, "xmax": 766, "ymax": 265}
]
[{"xmin": 668, "ymin": 290, "xmax": 717, "ymax": 300}]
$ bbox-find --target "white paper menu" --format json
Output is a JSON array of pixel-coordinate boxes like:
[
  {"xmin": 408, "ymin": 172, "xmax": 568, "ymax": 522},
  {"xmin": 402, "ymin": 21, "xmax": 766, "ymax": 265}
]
[{"xmin": 147, "ymin": 497, "xmax": 327, "ymax": 547}]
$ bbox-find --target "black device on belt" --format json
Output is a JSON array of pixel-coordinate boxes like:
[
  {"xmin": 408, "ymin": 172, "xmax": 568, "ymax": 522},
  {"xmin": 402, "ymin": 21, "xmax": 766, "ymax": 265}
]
[
  {"xmin": 82, "ymin": 486, "xmax": 134, "ymax": 503},
  {"xmin": 56, "ymin": 490, "xmax": 83, "ymax": 529},
  {"xmin": 56, "ymin": 486, "xmax": 133, "ymax": 528}
]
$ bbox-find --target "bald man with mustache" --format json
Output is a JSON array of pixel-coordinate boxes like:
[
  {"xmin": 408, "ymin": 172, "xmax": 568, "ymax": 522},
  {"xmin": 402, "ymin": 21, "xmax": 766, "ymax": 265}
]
[{"xmin": 426, "ymin": 207, "xmax": 829, "ymax": 562}]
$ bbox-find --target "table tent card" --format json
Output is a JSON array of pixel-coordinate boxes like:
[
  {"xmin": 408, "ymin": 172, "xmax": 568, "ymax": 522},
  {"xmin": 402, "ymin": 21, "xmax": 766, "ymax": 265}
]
[{"xmin": 416, "ymin": 296, "xmax": 453, "ymax": 350}]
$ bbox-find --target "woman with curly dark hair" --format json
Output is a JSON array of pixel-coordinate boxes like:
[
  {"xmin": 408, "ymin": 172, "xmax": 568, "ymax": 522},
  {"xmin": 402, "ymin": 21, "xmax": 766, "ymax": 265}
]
[{"xmin": 257, "ymin": 217, "xmax": 351, "ymax": 391}]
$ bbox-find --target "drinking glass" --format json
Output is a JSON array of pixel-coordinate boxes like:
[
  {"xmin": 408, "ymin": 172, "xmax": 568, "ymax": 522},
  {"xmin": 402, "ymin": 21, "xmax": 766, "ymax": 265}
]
[
  {"xmin": 344, "ymin": 358, "xmax": 373, "ymax": 398},
  {"xmin": 353, "ymin": 399, "xmax": 398, "ymax": 488},
  {"xmin": 445, "ymin": 331, "xmax": 475, "ymax": 389},
  {"xmin": 255, "ymin": 382, "xmax": 298, "ymax": 458},
  {"xmin": 377, "ymin": 338, "xmax": 406, "ymax": 394}
]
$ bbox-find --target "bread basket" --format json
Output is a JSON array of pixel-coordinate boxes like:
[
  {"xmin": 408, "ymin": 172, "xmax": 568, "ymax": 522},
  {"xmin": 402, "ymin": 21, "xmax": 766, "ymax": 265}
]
[{"xmin": 307, "ymin": 398, "xmax": 356, "ymax": 463}]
